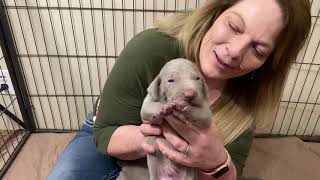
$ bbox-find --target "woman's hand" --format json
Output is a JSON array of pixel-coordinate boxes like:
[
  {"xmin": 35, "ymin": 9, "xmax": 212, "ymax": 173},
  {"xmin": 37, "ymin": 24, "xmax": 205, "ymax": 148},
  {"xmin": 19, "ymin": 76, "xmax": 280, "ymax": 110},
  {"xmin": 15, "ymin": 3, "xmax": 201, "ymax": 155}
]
[
  {"xmin": 139, "ymin": 123, "xmax": 162, "ymax": 154},
  {"xmin": 156, "ymin": 110, "xmax": 228, "ymax": 173}
]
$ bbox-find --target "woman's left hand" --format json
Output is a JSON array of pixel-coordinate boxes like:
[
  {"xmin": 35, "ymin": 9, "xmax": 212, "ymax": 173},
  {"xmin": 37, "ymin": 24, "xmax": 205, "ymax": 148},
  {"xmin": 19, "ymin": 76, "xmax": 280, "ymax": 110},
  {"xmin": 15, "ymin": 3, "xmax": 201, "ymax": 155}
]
[{"xmin": 156, "ymin": 110, "xmax": 228, "ymax": 172}]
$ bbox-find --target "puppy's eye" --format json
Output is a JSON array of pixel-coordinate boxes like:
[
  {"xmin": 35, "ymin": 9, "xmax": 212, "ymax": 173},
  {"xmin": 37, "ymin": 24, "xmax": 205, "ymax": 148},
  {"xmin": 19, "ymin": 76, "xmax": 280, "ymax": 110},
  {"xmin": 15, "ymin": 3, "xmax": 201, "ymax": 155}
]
[
  {"xmin": 195, "ymin": 76, "xmax": 201, "ymax": 80},
  {"xmin": 168, "ymin": 79, "xmax": 175, "ymax": 83}
]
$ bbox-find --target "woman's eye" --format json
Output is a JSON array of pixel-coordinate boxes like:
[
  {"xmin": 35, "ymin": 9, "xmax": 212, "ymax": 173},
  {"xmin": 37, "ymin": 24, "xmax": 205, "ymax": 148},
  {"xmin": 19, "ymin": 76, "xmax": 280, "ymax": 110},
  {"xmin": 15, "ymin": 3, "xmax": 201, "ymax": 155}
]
[
  {"xmin": 228, "ymin": 22, "xmax": 241, "ymax": 33},
  {"xmin": 168, "ymin": 79, "xmax": 175, "ymax": 83},
  {"xmin": 254, "ymin": 47, "xmax": 265, "ymax": 58}
]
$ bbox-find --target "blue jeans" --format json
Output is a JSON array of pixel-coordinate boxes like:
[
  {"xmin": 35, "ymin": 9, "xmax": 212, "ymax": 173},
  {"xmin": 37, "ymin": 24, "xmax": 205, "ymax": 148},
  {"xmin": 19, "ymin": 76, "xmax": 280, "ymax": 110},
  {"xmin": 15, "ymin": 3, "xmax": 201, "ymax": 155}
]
[{"xmin": 47, "ymin": 114, "xmax": 121, "ymax": 180}]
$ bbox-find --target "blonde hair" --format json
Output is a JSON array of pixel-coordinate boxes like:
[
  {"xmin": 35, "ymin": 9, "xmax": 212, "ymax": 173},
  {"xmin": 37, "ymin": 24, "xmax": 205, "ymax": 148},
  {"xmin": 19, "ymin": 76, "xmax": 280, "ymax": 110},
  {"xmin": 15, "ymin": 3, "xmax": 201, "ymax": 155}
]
[{"xmin": 154, "ymin": 0, "xmax": 311, "ymax": 144}]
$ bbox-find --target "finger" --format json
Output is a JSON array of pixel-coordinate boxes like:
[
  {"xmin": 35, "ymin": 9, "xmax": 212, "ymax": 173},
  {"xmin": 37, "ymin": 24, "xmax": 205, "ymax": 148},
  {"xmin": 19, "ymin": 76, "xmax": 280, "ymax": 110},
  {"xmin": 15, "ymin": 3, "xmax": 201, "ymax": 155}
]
[
  {"xmin": 156, "ymin": 138, "xmax": 190, "ymax": 167},
  {"xmin": 164, "ymin": 114, "xmax": 199, "ymax": 143},
  {"xmin": 172, "ymin": 111, "xmax": 198, "ymax": 130},
  {"xmin": 139, "ymin": 123, "xmax": 162, "ymax": 136},
  {"xmin": 141, "ymin": 141, "xmax": 156, "ymax": 154},
  {"xmin": 162, "ymin": 122, "xmax": 189, "ymax": 153}
]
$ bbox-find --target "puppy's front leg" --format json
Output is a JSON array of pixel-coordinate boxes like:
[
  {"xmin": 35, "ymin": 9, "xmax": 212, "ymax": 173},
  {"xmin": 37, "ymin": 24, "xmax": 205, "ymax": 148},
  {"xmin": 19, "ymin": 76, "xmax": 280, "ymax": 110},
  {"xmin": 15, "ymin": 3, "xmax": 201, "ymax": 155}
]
[{"xmin": 141, "ymin": 95, "xmax": 163, "ymax": 124}]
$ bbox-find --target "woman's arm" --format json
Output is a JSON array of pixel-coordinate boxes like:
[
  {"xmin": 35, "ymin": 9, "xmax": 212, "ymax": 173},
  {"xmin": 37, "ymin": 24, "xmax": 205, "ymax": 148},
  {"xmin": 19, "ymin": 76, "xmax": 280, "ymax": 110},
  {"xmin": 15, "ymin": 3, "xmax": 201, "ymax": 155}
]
[
  {"xmin": 93, "ymin": 29, "xmax": 180, "ymax": 156},
  {"xmin": 107, "ymin": 124, "xmax": 162, "ymax": 160},
  {"xmin": 107, "ymin": 125, "xmax": 146, "ymax": 160}
]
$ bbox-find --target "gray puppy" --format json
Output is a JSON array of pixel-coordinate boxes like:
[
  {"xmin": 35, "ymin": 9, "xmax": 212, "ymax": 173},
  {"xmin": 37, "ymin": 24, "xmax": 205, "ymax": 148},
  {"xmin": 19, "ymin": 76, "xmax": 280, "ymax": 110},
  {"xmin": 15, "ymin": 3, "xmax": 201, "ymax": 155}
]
[{"xmin": 117, "ymin": 58, "xmax": 212, "ymax": 180}]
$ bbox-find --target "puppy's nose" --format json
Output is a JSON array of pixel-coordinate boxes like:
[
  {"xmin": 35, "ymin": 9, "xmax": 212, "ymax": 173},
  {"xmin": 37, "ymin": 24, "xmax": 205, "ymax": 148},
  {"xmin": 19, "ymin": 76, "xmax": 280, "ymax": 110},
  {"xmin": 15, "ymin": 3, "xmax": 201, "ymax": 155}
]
[{"xmin": 183, "ymin": 89, "xmax": 196, "ymax": 100}]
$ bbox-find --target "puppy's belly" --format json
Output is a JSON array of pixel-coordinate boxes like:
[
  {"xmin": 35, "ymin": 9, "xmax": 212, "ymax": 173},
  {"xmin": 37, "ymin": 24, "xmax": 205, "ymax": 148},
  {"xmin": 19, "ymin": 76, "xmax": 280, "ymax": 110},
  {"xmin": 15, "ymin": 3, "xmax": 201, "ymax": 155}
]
[{"xmin": 159, "ymin": 164, "xmax": 188, "ymax": 180}]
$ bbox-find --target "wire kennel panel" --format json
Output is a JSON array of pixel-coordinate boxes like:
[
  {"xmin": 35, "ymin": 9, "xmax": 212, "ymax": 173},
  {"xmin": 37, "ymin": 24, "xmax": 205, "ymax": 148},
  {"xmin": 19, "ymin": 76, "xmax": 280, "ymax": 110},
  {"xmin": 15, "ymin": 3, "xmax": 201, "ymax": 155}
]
[
  {"xmin": 0, "ymin": 0, "xmax": 319, "ymax": 178},
  {"xmin": 0, "ymin": 0, "xmax": 206, "ymax": 131},
  {"xmin": 0, "ymin": 28, "xmax": 31, "ymax": 179},
  {"xmin": 1, "ymin": 0, "xmax": 320, "ymax": 133},
  {"xmin": 269, "ymin": 0, "xmax": 320, "ymax": 137}
]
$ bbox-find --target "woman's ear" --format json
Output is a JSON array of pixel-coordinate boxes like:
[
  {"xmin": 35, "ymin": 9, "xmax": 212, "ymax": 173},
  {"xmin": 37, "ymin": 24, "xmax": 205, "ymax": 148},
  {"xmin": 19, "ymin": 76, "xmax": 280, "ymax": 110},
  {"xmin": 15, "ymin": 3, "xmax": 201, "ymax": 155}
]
[{"xmin": 147, "ymin": 75, "xmax": 161, "ymax": 101}]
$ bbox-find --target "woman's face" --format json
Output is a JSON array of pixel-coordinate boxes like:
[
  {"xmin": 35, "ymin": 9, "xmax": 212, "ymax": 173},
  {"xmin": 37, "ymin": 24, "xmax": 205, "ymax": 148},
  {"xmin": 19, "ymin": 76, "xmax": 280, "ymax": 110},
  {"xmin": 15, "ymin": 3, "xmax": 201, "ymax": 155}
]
[{"xmin": 199, "ymin": 0, "xmax": 284, "ymax": 80}]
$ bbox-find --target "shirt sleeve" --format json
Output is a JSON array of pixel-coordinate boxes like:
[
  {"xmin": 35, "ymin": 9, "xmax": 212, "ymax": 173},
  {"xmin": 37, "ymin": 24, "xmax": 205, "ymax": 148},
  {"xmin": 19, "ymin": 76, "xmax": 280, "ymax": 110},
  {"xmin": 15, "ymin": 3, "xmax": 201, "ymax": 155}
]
[
  {"xmin": 93, "ymin": 29, "xmax": 180, "ymax": 154},
  {"xmin": 225, "ymin": 129, "xmax": 254, "ymax": 180}
]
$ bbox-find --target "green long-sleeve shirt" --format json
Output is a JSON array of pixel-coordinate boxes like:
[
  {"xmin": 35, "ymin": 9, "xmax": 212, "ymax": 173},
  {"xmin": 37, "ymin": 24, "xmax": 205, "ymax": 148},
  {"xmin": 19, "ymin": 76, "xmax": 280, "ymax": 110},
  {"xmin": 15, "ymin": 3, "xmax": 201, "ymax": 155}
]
[{"xmin": 93, "ymin": 28, "xmax": 253, "ymax": 178}]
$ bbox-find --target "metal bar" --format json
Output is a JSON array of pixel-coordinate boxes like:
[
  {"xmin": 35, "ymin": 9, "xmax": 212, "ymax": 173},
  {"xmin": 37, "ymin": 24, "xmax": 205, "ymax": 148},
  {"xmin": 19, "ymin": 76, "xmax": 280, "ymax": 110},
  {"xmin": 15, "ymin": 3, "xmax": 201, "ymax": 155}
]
[
  {"xmin": 12, "ymin": 0, "xmax": 49, "ymax": 129},
  {"xmin": 18, "ymin": 54, "xmax": 119, "ymax": 59},
  {"xmin": 133, "ymin": 0, "xmax": 136, "ymax": 36},
  {"xmin": 0, "ymin": 127, "xmax": 12, "ymax": 157},
  {"xmin": 164, "ymin": 0, "xmax": 166, "ymax": 16},
  {"xmin": 35, "ymin": 128, "xmax": 78, "ymax": 133},
  {"xmin": 185, "ymin": 0, "xmax": 188, "ymax": 10},
  {"xmin": 295, "ymin": 46, "xmax": 320, "ymax": 135},
  {"xmin": 153, "ymin": 0, "xmax": 156, "ymax": 22},
  {"xmin": 37, "ymin": 0, "xmax": 69, "ymax": 130},
  {"xmin": 1, "ymin": 1, "xmax": 32, "ymax": 99},
  {"xmin": 0, "ymin": 104, "xmax": 26, "ymax": 129},
  {"xmin": 56, "ymin": 0, "xmax": 79, "ymax": 128},
  {"xmin": 175, "ymin": 0, "xmax": 178, "ymax": 11},
  {"xmin": 23, "ymin": 0, "xmax": 58, "ymax": 129},
  {"xmin": 311, "ymin": 104, "xmax": 320, "ymax": 135},
  {"xmin": 270, "ymin": 68, "xmax": 291, "ymax": 134},
  {"xmin": 0, "ymin": 66, "xmax": 20, "ymax": 143},
  {"xmin": 28, "ymin": 94, "xmax": 100, "ymax": 97},
  {"xmin": 67, "ymin": 0, "xmax": 88, "ymax": 126},
  {"xmin": 79, "ymin": 0, "xmax": 95, "ymax": 112},
  {"xmin": 278, "ymin": 101, "xmax": 320, "ymax": 105},
  {"xmin": 89, "ymin": 0, "xmax": 102, "ymax": 93},
  {"xmin": 46, "ymin": 0, "xmax": 72, "ymax": 129},
  {"xmin": 3, "ymin": 3, "xmax": 40, "ymax": 132},
  {"xmin": 101, "ymin": 0, "xmax": 110, "ymax": 80},
  {"xmin": 143, "ymin": 0, "xmax": 146, "ymax": 29},
  {"xmin": 286, "ymin": 8, "xmax": 320, "ymax": 135},
  {"xmin": 278, "ymin": 8, "xmax": 320, "ymax": 134},
  {"xmin": 122, "ymin": 0, "xmax": 127, "ymax": 46},
  {"xmin": 0, "ymin": 129, "xmax": 24, "ymax": 152},
  {"xmin": 0, "ymin": 131, "xmax": 30, "ymax": 180},
  {"xmin": 3, "ymin": 5, "xmax": 187, "ymax": 13},
  {"xmin": 0, "ymin": 1, "xmax": 36, "ymax": 131},
  {"xmin": 112, "ymin": 0, "xmax": 118, "ymax": 56},
  {"xmin": 304, "ymin": 83, "xmax": 320, "ymax": 135},
  {"xmin": 16, "ymin": 54, "xmax": 320, "ymax": 65}
]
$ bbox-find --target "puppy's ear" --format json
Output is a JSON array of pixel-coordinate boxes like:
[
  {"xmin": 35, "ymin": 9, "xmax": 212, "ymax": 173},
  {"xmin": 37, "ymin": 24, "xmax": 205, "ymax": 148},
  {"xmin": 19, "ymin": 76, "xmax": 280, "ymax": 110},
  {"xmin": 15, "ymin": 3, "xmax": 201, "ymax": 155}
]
[{"xmin": 147, "ymin": 75, "xmax": 161, "ymax": 100}]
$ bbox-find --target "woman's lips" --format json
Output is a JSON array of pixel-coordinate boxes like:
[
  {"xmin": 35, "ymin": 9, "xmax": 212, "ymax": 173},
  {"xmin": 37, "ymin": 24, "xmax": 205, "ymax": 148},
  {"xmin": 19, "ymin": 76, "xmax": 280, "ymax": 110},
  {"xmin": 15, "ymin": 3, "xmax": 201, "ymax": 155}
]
[{"xmin": 214, "ymin": 51, "xmax": 232, "ymax": 69}]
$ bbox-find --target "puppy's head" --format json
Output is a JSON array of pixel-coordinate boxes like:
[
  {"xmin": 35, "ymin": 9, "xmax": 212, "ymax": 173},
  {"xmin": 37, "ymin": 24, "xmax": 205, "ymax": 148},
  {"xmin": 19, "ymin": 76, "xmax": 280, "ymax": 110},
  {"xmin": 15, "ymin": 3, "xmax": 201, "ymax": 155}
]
[{"xmin": 147, "ymin": 58, "xmax": 209, "ymax": 106}]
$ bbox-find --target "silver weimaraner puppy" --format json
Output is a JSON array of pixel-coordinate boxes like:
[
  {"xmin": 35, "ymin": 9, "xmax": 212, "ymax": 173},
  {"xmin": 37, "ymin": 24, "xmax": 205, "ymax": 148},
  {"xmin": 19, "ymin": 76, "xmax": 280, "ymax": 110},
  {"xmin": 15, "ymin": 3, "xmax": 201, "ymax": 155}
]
[{"xmin": 117, "ymin": 58, "xmax": 213, "ymax": 180}]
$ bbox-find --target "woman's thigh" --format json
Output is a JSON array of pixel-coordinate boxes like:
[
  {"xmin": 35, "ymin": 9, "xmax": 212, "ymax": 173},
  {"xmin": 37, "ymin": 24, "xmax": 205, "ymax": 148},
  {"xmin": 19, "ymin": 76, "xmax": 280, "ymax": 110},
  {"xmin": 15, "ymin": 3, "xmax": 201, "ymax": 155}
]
[{"xmin": 47, "ymin": 115, "xmax": 120, "ymax": 180}]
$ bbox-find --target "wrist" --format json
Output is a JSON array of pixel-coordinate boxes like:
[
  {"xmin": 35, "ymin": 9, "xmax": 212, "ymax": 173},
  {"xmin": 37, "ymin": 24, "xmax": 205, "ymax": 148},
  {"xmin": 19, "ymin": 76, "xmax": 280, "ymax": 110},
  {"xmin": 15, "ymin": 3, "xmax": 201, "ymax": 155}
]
[{"xmin": 201, "ymin": 149, "xmax": 231, "ymax": 178}]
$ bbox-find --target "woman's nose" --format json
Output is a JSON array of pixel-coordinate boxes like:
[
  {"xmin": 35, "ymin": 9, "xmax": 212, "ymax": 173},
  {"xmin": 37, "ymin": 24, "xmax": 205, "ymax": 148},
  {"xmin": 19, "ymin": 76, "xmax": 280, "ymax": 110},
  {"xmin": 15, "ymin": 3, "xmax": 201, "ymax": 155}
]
[{"xmin": 226, "ymin": 35, "xmax": 251, "ymax": 63}]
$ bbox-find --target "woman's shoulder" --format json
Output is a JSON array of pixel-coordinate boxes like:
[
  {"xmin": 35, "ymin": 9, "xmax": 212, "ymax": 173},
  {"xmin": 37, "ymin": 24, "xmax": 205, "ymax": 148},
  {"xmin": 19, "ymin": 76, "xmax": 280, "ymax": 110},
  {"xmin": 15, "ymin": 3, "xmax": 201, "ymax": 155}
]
[
  {"xmin": 115, "ymin": 28, "xmax": 182, "ymax": 78},
  {"xmin": 124, "ymin": 28, "xmax": 180, "ymax": 56},
  {"xmin": 133, "ymin": 28, "xmax": 176, "ymax": 43}
]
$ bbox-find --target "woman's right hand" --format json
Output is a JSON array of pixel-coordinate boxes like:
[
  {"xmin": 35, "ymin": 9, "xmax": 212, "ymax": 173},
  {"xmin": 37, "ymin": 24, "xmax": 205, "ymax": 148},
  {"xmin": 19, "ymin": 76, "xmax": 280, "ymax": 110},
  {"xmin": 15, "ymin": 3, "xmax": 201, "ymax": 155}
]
[{"xmin": 139, "ymin": 123, "xmax": 162, "ymax": 154}]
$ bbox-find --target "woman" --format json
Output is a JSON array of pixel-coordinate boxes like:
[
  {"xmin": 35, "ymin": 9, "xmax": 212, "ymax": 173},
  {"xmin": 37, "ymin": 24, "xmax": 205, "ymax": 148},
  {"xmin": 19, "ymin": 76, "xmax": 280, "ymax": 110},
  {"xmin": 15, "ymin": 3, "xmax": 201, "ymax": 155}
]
[
  {"xmin": 94, "ymin": 0, "xmax": 311, "ymax": 179},
  {"xmin": 48, "ymin": 0, "xmax": 311, "ymax": 180}
]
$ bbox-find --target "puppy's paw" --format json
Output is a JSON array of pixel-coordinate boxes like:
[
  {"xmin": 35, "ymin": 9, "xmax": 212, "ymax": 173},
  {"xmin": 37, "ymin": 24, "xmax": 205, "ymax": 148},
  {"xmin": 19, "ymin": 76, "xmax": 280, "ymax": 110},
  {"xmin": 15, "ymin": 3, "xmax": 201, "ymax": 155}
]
[
  {"xmin": 160, "ymin": 102, "xmax": 176, "ymax": 116},
  {"xmin": 174, "ymin": 101, "xmax": 189, "ymax": 112}
]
